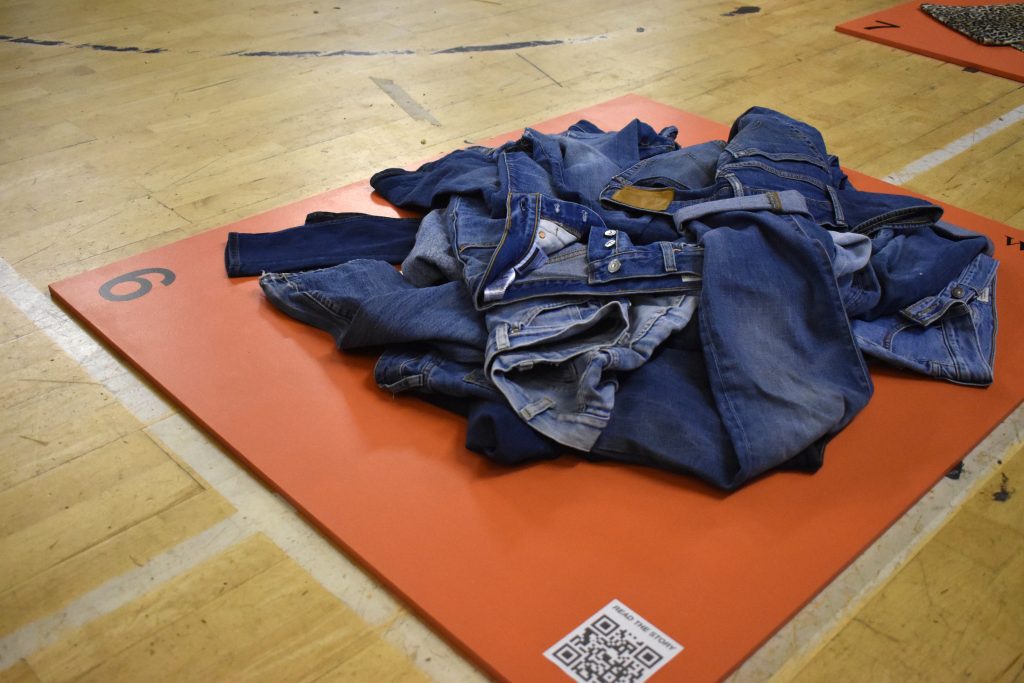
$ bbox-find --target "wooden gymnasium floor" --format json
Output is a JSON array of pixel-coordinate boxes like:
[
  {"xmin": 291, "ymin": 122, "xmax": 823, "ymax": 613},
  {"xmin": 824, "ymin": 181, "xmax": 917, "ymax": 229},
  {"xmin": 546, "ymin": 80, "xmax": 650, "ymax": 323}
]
[{"xmin": 1, "ymin": 1, "xmax": 1022, "ymax": 681}]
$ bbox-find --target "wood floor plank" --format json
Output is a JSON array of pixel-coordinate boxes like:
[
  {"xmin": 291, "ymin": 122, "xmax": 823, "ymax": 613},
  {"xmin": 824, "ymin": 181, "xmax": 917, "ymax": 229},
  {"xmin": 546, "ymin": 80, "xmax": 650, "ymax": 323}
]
[
  {"xmin": 971, "ymin": 449, "xmax": 1024, "ymax": 531},
  {"xmin": 907, "ymin": 122, "xmax": 1024, "ymax": 229},
  {"xmin": 0, "ymin": 430, "xmax": 187, "ymax": 536},
  {"xmin": 25, "ymin": 534, "xmax": 286, "ymax": 682},
  {"xmin": 0, "ymin": 384, "xmax": 135, "ymax": 492},
  {"xmin": 311, "ymin": 637, "xmax": 431, "ymax": 683},
  {"xmin": 28, "ymin": 534, "xmax": 420, "ymax": 683},
  {"xmin": 0, "ymin": 661, "xmax": 41, "ymax": 683},
  {"xmin": 0, "ymin": 487, "xmax": 233, "ymax": 636},
  {"xmin": 0, "ymin": 330, "xmax": 86, "ymax": 413},
  {"xmin": 792, "ymin": 450, "xmax": 1024, "ymax": 682},
  {"xmin": 65, "ymin": 559, "xmax": 346, "ymax": 682},
  {"xmin": 0, "ymin": 431, "xmax": 202, "ymax": 593},
  {"xmin": 0, "ymin": 297, "xmax": 38, "ymax": 347}
]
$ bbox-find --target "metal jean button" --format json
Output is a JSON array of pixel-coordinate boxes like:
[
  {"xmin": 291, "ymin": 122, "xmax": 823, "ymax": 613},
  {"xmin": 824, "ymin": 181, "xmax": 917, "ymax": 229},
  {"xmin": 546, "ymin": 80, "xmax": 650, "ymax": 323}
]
[{"xmin": 607, "ymin": 259, "xmax": 621, "ymax": 273}]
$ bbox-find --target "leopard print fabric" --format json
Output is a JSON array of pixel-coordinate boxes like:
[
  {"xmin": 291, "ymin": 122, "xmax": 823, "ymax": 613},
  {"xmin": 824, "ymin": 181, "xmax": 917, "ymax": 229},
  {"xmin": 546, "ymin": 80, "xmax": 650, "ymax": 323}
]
[{"xmin": 920, "ymin": 3, "xmax": 1024, "ymax": 52}]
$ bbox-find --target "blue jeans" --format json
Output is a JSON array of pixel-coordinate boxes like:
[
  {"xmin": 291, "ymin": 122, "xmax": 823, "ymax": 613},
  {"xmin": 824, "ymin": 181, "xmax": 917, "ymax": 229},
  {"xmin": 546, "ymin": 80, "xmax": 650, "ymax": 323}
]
[
  {"xmin": 226, "ymin": 212, "xmax": 421, "ymax": 277},
  {"xmin": 259, "ymin": 259, "xmax": 486, "ymax": 364},
  {"xmin": 245, "ymin": 107, "xmax": 998, "ymax": 488}
]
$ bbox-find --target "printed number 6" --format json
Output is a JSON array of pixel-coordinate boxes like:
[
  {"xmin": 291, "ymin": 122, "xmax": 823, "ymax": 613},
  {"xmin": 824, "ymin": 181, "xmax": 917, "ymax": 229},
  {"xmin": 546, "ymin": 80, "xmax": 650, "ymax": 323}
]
[{"xmin": 99, "ymin": 268, "xmax": 176, "ymax": 302}]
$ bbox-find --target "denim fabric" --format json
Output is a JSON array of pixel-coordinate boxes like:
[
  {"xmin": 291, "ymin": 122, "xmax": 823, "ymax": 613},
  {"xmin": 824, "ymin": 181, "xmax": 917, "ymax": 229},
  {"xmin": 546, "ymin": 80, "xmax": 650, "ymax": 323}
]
[
  {"xmin": 371, "ymin": 296, "xmax": 834, "ymax": 489},
  {"xmin": 593, "ymin": 108, "xmax": 997, "ymax": 385},
  {"xmin": 463, "ymin": 192, "xmax": 704, "ymax": 309},
  {"xmin": 358, "ymin": 190, "xmax": 871, "ymax": 473},
  {"xmin": 374, "ymin": 348, "xmax": 565, "ymax": 464},
  {"xmin": 683, "ymin": 197, "xmax": 872, "ymax": 480},
  {"xmin": 480, "ymin": 191, "xmax": 837, "ymax": 452},
  {"xmin": 372, "ymin": 119, "xmax": 687, "ymax": 244},
  {"xmin": 370, "ymin": 119, "xmax": 680, "ymax": 213},
  {"xmin": 375, "ymin": 346, "xmax": 494, "ymax": 398},
  {"xmin": 400, "ymin": 209, "xmax": 463, "ymax": 287},
  {"xmin": 464, "ymin": 399, "xmax": 565, "ymax": 464},
  {"xmin": 249, "ymin": 107, "xmax": 999, "ymax": 489},
  {"xmin": 259, "ymin": 260, "xmax": 485, "ymax": 364},
  {"xmin": 853, "ymin": 252, "xmax": 998, "ymax": 385},
  {"xmin": 486, "ymin": 293, "xmax": 698, "ymax": 450},
  {"xmin": 226, "ymin": 213, "xmax": 421, "ymax": 277}
]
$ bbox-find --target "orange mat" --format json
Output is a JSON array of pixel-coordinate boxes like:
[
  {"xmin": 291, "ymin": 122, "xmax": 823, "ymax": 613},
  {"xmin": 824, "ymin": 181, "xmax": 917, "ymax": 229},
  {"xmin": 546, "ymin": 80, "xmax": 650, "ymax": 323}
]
[
  {"xmin": 836, "ymin": 1, "xmax": 1024, "ymax": 82},
  {"xmin": 50, "ymin": 95, "xmax": 1024, "ymax": 682}
]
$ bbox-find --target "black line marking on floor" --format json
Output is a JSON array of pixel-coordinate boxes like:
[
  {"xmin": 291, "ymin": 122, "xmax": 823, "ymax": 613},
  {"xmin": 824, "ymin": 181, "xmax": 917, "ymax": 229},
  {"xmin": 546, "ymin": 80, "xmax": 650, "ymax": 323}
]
[
  {"xmin": 722, "ymin": 6, "xmax": 760, "ymax": 16},
  {"xmin": 433, "ymin": 39, "xmax": 564, "ymax": 54},
  {"xmin": 3, "ymin": 31, "xmax": 605, "ymax": 60},
  {"xmin": 227, "ymin": 48, "xmax": 416, "ymax": 58},
  {"xmin": 322, "ymin": 49, "xmax": 415, "ymax": 56},
  {"xmin": 232, "ymin": 50, "xmax": 323, "ymax": 57},
  {"xmin": 8, "ymin": 35, "xmax": 66, "ymax": 46},
  {"xmin": 2, "ymin": 34, "xmax": 167, "ymax": 53},
  {"xmin": 180, "ymin": 78, "xmax": 237, "ymax": 94},
  {"xmin": 517, "ymin": 52, "xmax": 562, "ymax": 87},
  {"xmin": 77, "ymin": 43, "xmax": 167, "ymax": 54}
]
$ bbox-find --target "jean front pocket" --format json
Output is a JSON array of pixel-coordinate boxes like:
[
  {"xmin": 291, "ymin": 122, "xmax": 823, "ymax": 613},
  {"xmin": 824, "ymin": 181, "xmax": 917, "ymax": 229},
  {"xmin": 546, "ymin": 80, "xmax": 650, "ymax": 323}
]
[
  {"xmin": 718, "ymin": 151, "xmax": 834, "ymax": 193},
  {"xmin": 508, "ymin": 298, "xmax": 628, "ymax": 352}
]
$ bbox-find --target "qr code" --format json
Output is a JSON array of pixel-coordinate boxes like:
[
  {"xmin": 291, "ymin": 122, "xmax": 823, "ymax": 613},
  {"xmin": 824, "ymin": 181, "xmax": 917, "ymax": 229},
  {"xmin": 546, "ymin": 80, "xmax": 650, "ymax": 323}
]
[{"xmin": 544, "ymin": 599, "xmax": 682, "ymax": 683}]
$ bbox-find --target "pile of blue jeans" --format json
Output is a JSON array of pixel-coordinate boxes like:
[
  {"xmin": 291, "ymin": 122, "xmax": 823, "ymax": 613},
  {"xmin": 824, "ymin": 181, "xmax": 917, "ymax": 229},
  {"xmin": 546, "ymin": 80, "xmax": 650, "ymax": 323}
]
[{"xmin": 226, "ymin": 107, "xmax": 998, "ymax": 490}]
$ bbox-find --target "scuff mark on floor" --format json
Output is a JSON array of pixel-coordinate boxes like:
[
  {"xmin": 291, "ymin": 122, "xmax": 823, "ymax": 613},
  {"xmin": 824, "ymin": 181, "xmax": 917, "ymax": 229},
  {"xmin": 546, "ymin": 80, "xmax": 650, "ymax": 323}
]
[
  {"xmin": 992, "ymin": 473, "xmax": 1014, "ymax": 502},
  {"xmin": 723, "ymin": 6, "xmax": 761, "ymax": 17}
]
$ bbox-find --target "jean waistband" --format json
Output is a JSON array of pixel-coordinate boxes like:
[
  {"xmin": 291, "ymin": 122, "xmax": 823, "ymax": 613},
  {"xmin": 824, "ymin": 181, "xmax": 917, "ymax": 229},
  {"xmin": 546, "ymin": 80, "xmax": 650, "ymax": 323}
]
[
  {"xmin": 900, "ymin": 252, "xmax": 998, "ymax": 326},
  {"xmin": 475, "ymin": 193, "xmax": 704, "ymax": 307}
]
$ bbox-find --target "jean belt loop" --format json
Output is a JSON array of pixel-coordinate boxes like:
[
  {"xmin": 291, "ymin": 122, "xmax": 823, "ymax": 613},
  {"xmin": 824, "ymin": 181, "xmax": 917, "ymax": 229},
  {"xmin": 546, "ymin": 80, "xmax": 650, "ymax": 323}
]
[
  {"xmin": 660, "ymin": 242, "xmax": 678, "ymax": 272},
  {"xmin": 495, "ymin": 324, "xmax": 511, "ymax": 351},
  {"xmin": 826, "ymin": 185, "xmax": 847, "ymax": 228}
]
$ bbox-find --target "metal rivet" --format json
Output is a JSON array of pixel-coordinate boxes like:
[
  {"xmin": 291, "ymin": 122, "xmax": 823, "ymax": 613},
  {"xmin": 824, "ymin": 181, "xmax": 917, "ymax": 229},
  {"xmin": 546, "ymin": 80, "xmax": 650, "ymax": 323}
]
[
  {"xmin": 538, "ymin": 231, "xmax": 546, "ymax": 239},
  {"xmin": 604, "ymin": 239, "xmax": 616, "ymax": 248},
  {"xmin": 607, "ymin": 259, "xmax": 621, "ymax": 273},
  {"xmin": 951, "ymin": 285, "xmax": 965, "ymax": 299},
  {"xmin": 604, "ymin": 229, "xmax": 617, "ymax": 237}
]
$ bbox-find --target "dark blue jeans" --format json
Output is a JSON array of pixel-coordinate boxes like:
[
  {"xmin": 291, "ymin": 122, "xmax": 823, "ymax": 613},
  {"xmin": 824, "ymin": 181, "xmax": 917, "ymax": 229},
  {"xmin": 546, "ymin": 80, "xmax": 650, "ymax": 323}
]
[{"xmin": 225, "ymin": 212, "xmax": 421, "ymax": 277}]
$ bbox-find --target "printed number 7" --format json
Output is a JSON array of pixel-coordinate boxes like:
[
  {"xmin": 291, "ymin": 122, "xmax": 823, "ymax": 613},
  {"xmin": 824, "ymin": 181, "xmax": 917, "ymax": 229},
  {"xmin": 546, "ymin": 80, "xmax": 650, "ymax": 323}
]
[{"xmin": 864, "ymin": 20, "xmax": 900, "ymax": 30}]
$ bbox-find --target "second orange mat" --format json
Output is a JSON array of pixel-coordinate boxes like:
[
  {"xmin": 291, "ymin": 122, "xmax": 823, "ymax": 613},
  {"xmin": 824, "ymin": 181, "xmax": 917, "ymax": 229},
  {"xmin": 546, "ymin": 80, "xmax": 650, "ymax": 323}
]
[{"xmin": 837, "ymin": 0, "xmax": 1024, "ymax": 82}]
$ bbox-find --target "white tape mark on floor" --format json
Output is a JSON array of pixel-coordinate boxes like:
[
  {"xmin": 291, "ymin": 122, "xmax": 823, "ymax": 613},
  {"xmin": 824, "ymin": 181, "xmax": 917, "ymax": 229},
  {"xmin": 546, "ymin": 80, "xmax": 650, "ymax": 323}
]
[
  {"xmin": 143, "ymin": 415, "xmax": 485, "ymax": 682},
  {"xmin": 0, "ymin": 516, "xmax": 251, "ymax": 669},
  {"xmin": 0, "ymin": 258, "xmax": 172, "ymax": 424},
  {"xmin": 371, "ymin": 77, "xmax": 442, "ymax": 126},
  {"xmin": 728, "ymin": 405, "xmax": 1024, "ymax": 683},
  {"xmin": 0, "ymin": 257, "xmax": 484, "ymax": 683},
  {"xmin": 885, "ymin": 103, "xmax": 1024, "ymax": 185}
]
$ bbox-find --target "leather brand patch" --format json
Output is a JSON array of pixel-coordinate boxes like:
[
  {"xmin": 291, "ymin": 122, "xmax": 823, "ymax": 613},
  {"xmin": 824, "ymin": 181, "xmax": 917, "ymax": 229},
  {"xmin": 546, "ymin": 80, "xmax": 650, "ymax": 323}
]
[{"xmin": 609, "ymin": 186, "xmax": 674, "ymax": 212}]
